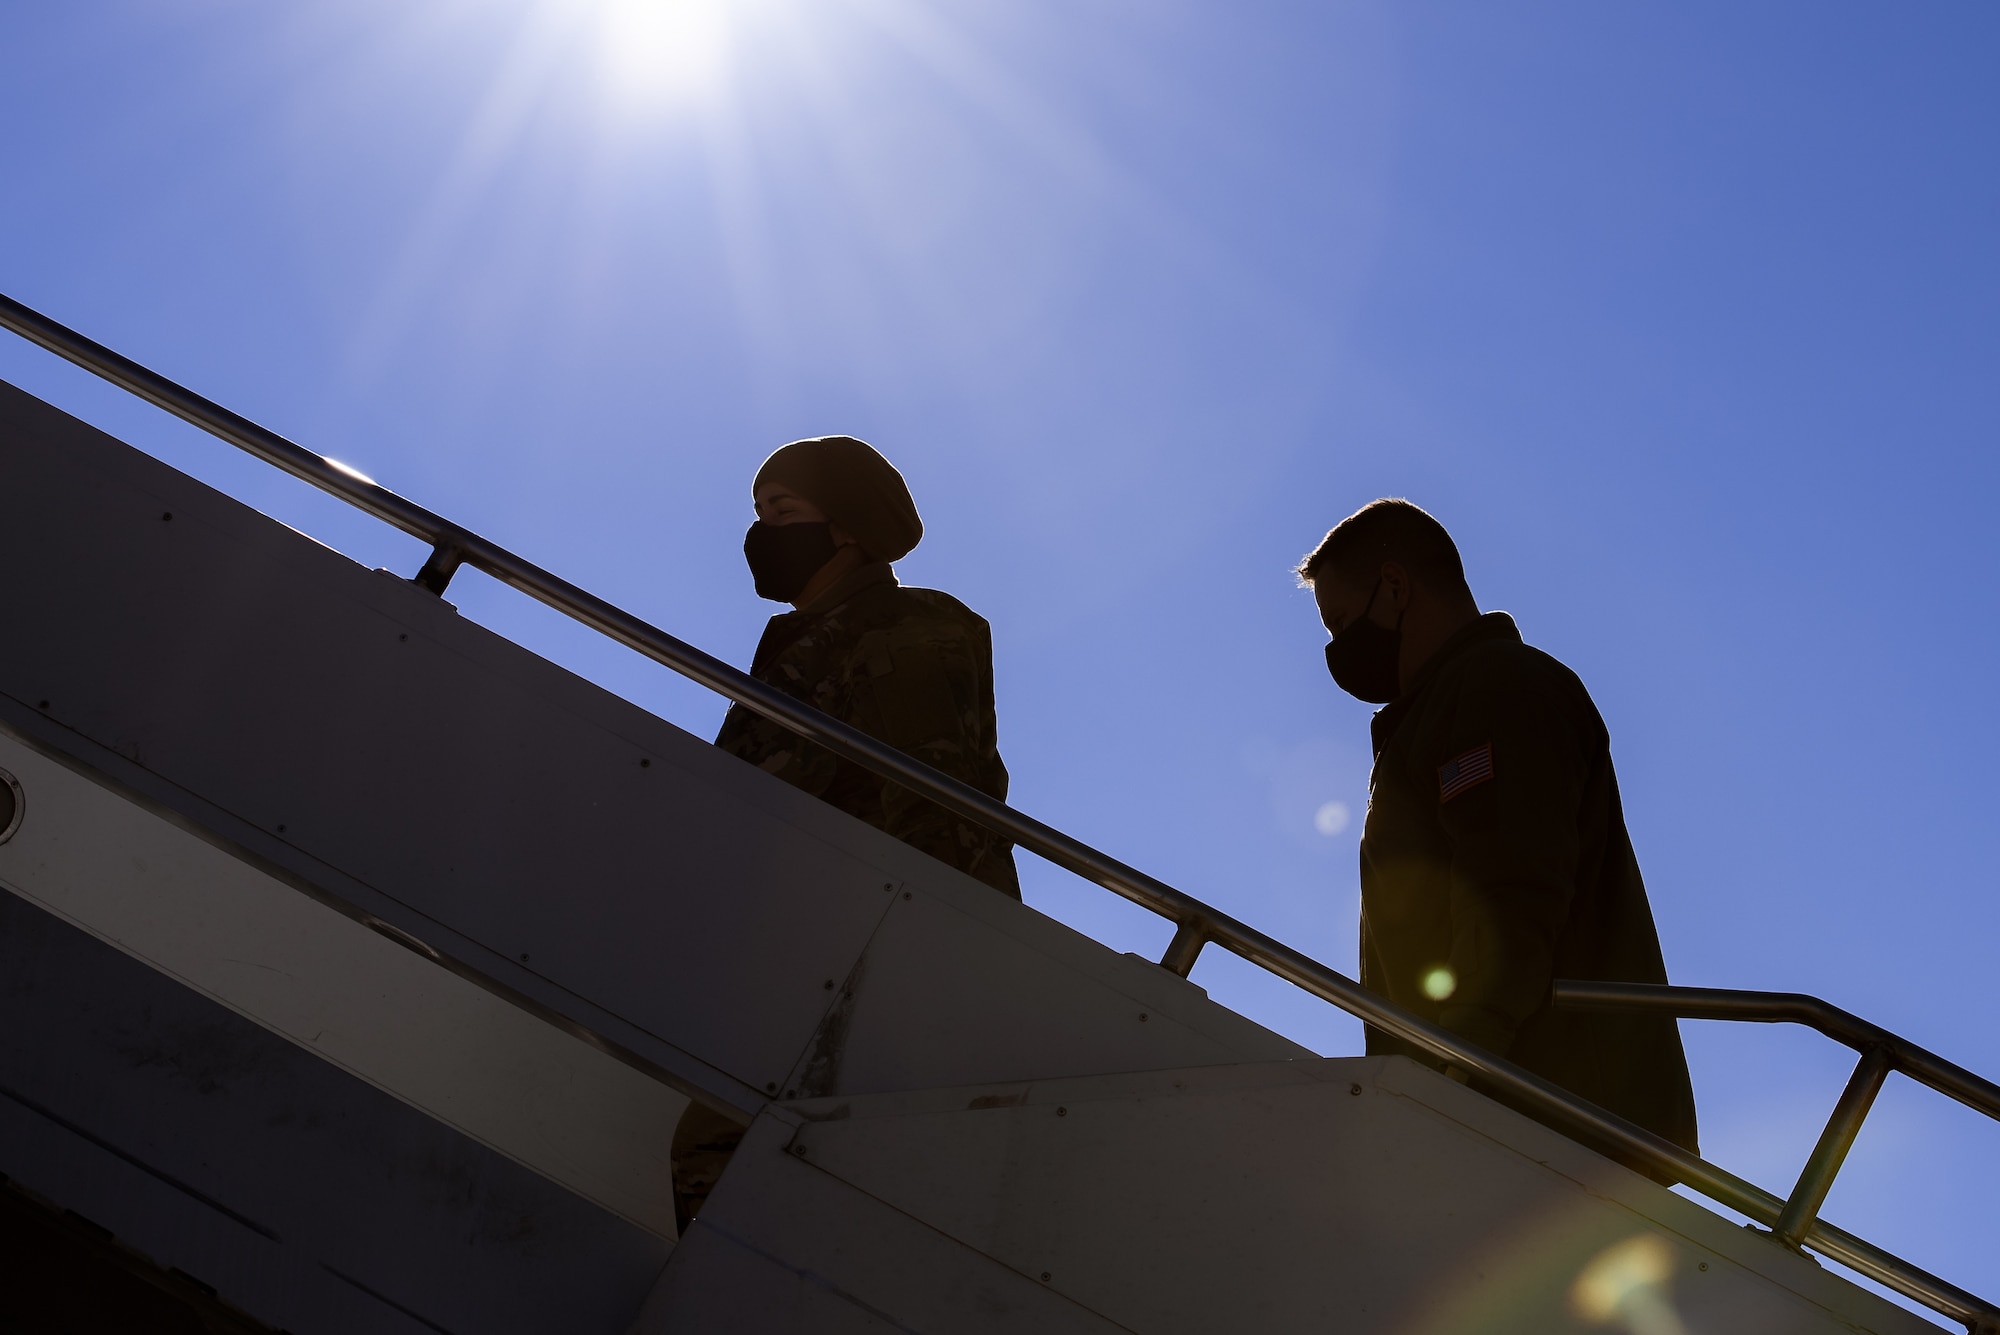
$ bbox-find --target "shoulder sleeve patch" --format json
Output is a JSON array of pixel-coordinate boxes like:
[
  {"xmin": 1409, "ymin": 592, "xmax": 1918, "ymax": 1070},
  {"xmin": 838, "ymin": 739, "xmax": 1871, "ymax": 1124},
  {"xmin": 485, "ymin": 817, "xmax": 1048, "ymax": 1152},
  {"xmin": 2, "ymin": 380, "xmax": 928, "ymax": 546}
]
[{"xmin": 1438, "ymin": 744, "xmax": 1494, "ymax": 802}]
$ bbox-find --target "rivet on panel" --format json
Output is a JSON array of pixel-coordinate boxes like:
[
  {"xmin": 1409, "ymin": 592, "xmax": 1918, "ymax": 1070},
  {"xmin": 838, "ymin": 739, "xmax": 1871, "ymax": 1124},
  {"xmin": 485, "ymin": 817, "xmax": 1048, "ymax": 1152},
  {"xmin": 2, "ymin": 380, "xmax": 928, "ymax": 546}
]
[
  {"xmin": 1138, "ymin": 1013, "xmax": 1148, "ymax": 1022},
  {"xmin": 160, "ymin": 511, "xmax": 173, "ymax": 521},
  {"xmin": 823, "ymin": 979, "xmax": 834, "ymax": 990},
  {"xmin": 1040, "ymin": 1272, "xmax": 1051, "ymax": 1282},
  {"xmin": 903, "ymin": 892, "xmax": 912, "ymax": 901},
  {"xmin": 36, "ymin": 701, "xmax": 49, "ymax": 711},
  {"xmin": 1698, "ymin": 1261, "xmax": 1709, "ymax": 1272},
  {"xmin": 766, "ymin": 1082, "xmax": 778, "ymax": 1093},
  {"xmin": 1056, "ymin": 1107, "xmax": 1067, "ymax": 1117},
  {"xmin": 639, "ymin": 758, "xmax": 651, "ymax": 768},
  {"xmin": 1350, "ymin": 1084, "xmax": 1363, "ymax": 1096}
]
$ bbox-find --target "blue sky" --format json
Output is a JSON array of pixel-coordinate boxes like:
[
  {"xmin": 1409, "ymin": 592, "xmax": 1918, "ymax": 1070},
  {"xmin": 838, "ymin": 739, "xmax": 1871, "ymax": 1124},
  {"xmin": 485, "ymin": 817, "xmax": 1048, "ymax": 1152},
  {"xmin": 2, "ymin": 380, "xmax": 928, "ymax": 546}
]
[{"xmin": 5, "ymin": 0, "xmax": 1997, "ymax": 1316}]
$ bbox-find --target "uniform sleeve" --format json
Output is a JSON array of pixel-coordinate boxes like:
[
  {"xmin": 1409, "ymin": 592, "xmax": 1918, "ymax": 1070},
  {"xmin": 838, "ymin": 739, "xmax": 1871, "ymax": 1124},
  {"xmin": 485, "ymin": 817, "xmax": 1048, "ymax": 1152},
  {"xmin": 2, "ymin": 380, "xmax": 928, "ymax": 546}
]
[
  {"xmin": 851, "ymin": 618, "xmax": 1008, "ymax": 877},
  {"xmin": 714, "ymin": 701, "xmax": 840, "ymax": 798},
  {"xmin": 1432, "ymin": 662, "xmax": 1588, "ymax": 1057}
]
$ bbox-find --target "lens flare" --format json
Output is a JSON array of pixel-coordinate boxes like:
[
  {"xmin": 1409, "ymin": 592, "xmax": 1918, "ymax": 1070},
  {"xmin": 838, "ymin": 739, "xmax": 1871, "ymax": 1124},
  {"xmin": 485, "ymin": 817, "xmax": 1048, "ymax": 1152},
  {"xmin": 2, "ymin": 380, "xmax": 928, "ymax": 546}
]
[
  {"xmin": 1571, "ymin": 1234, "xmax": 1686, "ymax": 1335},
  {"xmin": 1421, "ymin": 966, "xmax": 1456, "ymax": 1001},
  {"xmin": 1313, "ymin": 799, "xmax": 1351, "ymax": 836}
]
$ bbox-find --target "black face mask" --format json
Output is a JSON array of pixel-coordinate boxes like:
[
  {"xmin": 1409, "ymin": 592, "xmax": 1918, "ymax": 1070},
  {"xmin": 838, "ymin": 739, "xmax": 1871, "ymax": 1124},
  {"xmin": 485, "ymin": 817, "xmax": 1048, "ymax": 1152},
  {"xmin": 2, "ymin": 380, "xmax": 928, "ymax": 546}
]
[
  {"xmin": 1324, "ymin": 577, "xmax": 1405, "ymax": 704},
  {"xmin": 744, "ymin": 521, "xmax": 838, "ymax": 603}
]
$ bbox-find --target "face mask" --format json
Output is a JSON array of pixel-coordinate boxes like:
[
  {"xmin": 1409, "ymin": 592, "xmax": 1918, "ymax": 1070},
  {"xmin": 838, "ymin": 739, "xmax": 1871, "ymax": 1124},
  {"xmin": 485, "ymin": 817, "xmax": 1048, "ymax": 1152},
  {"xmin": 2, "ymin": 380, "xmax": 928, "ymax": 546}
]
[
  {"xmin": 744, "ymin": 521, "xmax": 838, "ymax": 603},
  {"xmin": 1324, "ymin": 577, "xmax": 1405, "ymax": 704}
]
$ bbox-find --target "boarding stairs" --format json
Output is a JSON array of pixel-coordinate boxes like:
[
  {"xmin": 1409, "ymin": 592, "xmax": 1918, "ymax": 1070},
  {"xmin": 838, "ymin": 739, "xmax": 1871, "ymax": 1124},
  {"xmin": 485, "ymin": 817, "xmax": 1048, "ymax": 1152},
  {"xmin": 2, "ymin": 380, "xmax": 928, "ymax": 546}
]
[{"xmin": 0, "ymin": 294, "xmax": 1994, "ymax": 1335}]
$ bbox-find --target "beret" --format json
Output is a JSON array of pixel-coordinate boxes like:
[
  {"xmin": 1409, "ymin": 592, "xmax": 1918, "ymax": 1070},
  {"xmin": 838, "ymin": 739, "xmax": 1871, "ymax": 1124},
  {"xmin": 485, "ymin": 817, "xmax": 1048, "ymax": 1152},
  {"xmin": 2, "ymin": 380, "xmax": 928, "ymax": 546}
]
[{"xmin": 753, "ymin": 436, "xmax": 923, "ymax": 562}]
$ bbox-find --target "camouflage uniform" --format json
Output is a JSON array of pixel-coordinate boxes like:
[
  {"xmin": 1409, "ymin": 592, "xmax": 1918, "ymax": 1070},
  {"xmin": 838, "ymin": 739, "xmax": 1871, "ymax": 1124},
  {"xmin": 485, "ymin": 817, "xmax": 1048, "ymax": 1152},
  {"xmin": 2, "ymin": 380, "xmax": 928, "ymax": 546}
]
[{"xmin": 716, "ymin": 564, "xmax": 1020, "ymax": 897}]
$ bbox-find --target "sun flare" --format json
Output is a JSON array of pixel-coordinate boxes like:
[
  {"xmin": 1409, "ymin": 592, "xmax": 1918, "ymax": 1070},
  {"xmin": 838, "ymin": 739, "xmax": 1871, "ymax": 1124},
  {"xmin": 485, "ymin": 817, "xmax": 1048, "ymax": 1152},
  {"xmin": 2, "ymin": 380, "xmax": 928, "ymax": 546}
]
[{"xmin": 589, "ymin": 0, "xmax": 744, "ymax": 109}]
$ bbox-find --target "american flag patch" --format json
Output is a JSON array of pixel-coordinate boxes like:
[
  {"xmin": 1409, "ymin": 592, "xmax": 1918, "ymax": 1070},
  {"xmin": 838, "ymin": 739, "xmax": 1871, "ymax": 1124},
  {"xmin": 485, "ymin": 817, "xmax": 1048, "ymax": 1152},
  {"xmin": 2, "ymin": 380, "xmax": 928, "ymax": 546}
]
[{"xmin": 1438, "ymin": 744, "xmax": 1494, "ymax": 802}]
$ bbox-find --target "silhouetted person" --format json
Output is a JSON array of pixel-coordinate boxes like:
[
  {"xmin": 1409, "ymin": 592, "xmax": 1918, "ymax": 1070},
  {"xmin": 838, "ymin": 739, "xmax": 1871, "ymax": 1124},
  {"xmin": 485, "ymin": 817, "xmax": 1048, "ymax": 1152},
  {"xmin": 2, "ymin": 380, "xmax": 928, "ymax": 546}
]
[
  {"xmin": 1301, "ymin": 499, "xmax": 1697, "ymax": 1172},
  {"xmin": 680, "ymin": 438, "xmax": 1021, "ymax": 1229},
  {"xmin": 716, "ymin": 435, "xmax": 1019, "ymax": 896}
]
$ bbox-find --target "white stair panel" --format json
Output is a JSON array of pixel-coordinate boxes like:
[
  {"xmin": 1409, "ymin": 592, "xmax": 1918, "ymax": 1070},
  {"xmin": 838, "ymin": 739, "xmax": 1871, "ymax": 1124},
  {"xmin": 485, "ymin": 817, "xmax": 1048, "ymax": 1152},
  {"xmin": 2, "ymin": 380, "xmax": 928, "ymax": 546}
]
[{"xmin": 644, "ymin": 1058, "xmax": 1935, "ymax": 1335}]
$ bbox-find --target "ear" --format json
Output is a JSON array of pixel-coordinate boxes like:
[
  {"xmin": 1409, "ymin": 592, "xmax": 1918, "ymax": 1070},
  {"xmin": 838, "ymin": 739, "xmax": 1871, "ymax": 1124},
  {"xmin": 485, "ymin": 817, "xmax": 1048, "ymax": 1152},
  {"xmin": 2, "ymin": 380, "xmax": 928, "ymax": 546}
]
[
  {"xmin": 829, "ymin": 523, "xmax": 859, "ymax": 549},
  {"xmin": 1377, "ymin": 560, "xmax": 1414, "ymax": 612}
]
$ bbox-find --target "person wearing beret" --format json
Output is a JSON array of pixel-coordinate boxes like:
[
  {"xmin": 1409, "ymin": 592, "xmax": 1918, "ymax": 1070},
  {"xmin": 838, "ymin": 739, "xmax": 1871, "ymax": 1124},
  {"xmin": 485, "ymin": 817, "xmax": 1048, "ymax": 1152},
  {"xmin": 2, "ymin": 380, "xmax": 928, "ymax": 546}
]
[{"xmin": 715, "ymin": 435, "xmax": 1020, "ymax": 899}]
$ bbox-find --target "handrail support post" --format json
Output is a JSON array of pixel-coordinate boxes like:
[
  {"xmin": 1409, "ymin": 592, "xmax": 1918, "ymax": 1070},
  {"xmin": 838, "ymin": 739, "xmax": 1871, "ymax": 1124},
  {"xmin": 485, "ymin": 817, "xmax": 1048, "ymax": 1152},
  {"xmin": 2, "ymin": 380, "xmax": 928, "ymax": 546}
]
[
  {"xmin": 412, "ymin": 537, "xmax": 467, "ymax": 597},
  {"xmin": 1159, "ymin": 919, "xmax": 1206, "ymax": 977},
  {"xmin": 1774, "ymin": 1044, "xmax": 1894, "ymax": 1249}
]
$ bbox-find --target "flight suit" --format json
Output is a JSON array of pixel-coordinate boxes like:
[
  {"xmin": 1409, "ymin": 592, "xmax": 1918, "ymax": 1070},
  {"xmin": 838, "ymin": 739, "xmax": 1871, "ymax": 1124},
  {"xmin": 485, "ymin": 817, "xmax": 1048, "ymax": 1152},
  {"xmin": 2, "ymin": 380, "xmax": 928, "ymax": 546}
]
[
  {"xmin": 1360, "ymin": 612, "xmax": 1698, "ymax": 1163},
  {"xmin": 716, "ymin": 563, "xmax": 1020, "ymax": 898}
]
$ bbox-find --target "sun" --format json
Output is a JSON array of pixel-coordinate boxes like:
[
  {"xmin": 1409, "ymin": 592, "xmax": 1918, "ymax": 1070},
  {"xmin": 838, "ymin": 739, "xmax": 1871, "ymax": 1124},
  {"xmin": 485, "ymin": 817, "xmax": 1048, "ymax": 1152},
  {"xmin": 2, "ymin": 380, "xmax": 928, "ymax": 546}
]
[{"xmin": 588, "ymin": 0, "xmax": 746, "ymax": 111}]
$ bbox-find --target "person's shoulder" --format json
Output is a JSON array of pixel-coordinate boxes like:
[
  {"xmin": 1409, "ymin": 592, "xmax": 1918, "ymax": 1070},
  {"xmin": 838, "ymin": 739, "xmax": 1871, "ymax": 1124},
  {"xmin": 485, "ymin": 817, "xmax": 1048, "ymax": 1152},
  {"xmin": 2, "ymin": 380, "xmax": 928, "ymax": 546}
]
[
  {"xmin": 838, "ymin": 586, "xmax": 993, "ymax": 667},
  {"xmin": 874, "ymin": 584, "xmax": 990, "ymax": 634},
  {"xmin": 1458, "ymin": 635, "xmax": 1578, "ymax": 687},
  {"xmin": 1447, "ymin": 623, "xmax": 1599, "ymax": 720},
  {"xmin": 1456, "ymin": 619, "xmax": 1592, "ymax": 699}
]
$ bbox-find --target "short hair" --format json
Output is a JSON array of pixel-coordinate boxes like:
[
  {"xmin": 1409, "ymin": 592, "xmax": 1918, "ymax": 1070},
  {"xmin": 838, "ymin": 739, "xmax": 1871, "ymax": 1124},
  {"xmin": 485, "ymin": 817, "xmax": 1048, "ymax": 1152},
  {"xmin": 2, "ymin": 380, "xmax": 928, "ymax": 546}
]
[{"xmin": 1296, "ymin": 499, "xmax": 1473, "ymax": 602}]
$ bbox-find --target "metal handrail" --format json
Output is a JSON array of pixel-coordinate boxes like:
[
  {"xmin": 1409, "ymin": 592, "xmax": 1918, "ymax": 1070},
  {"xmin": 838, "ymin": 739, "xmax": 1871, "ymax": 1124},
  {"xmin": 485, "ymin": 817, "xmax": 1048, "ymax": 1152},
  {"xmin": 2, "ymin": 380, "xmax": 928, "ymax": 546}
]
[
  {"xmin": 2, "ymin": 292, "xmax": 1992, "ymax": 1332},
  {"xmin": 1555, "ymin": 981, "xmax": 2000, "ymax": 1252}
]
